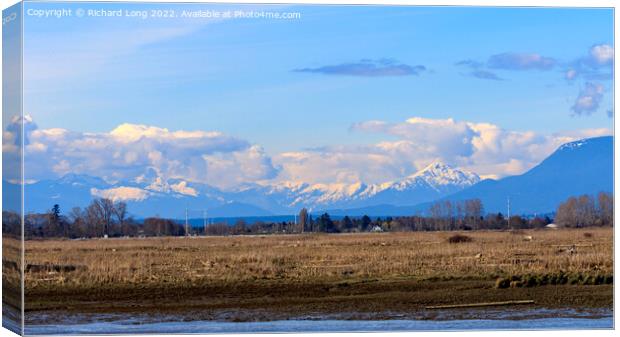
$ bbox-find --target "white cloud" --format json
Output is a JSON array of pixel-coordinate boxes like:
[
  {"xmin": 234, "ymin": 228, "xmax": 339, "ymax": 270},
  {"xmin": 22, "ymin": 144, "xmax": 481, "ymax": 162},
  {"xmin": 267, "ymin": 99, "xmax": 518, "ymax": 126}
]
[
  {"xmin": 170, "ymin": 181, "xmax": 199, "ymax": 197},
  {"xmin": 91, "ymin": 186, "xmax": 151, "ymax": 202},
  {"xmin": 564, "ymin": 44, "xmax": 613, "ymax": 82},
  {"xmin": 9, "ymin": 116, "xmax": 612, "ymax": 190},
  {"xmin": 20, "ymin": 119, "xmax": 278, "ymax": 191},
  {"xmin": 565, "ymin": 69, "xmax": 577, "ymax": 80},
  {"xmin": 353, "ymin": 117, "xmax": 477, "ymax": 159},
  {"xmin": 276, "ymin": 117, "xmax": 612, "ymax": 184},
  {"xmin": 571, "ymin": 82, "xmax": 605, "ymax": 115},
  {"xmin": 590, "ymin": 44, "xmax": 614, "ymax": 65}
]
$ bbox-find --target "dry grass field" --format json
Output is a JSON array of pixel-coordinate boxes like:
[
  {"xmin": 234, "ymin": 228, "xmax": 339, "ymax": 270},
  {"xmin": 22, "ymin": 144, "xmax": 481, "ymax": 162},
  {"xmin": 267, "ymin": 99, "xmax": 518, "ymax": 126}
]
[
  {"xmin": 20, "ymin": 228, "xmax": 612, "ymax": 288},
  {"xmin": 7, "ymin": 228, "xmax": 613, "ymax": 321}
]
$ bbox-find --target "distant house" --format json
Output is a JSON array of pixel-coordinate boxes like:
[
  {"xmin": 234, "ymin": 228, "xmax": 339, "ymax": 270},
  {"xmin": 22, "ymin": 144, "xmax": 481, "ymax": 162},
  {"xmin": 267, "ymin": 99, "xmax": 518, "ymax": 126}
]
[
  {"xmin": 545, "ymin": 223, "xmax": 558, "ymax": 229},
  {"xmin": 370, "ymin": 225, "xmax": 384, "ymax": 232}
]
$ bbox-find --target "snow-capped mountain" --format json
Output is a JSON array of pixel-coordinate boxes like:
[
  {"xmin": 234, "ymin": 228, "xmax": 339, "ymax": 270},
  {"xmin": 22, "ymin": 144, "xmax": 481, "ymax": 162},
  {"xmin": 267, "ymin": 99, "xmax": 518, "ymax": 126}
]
[
  {"xmin": 14, "ymin": 161, "xmax": 480, "ymax": 218},
  {"xmin": 257, "ymin": 161, "xmax": 481, "ymax": 210},
  {"xmin": 389, "ymin": 161, "xmax": 481, "ymax": 193},
  {"xmin": 367, "ymin": 161, "xmax": 480, "ymax": 206},
  {"xmin": 8, "ymin": 136, "xmax": 613, "ymax": 218}
]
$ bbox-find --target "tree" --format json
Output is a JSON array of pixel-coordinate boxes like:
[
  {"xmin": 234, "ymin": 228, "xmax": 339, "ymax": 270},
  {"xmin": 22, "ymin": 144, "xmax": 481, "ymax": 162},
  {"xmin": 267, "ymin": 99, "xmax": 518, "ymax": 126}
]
[
  {"xmin": 555, "ymin": 193, "xmax": 613, "ymax": 228},
  {"xmin": 298, "ymin": 208, "xmax": 309, "ymax": 233},
  {"xmin": 429, "ymin": 203, "xmax": 442, "ymax": 231},
  {"xmin": 360, "ymin": 215, "xmax": 372, "ymax": 231},
  {"xmin": 44, "ymin": 204, "xmax": 62, "ymax": 237},
  {"xmin": 576, "ymin": 195, "xmax": 596, "ymax": 227},
  {"xmin": 86, "ymin": 198, "xmax": 115, "ymax": 237},
  {"xmin": 465, "ymin": 199, "xmax": 483, "ymax": 230},
  {"xmin": 51, "ymin": 204, "xmax": 61, "ymax": 223},
  {"xmin": 442, "ymin": 201, "xmax": 454, "ymax": 231},
  {"xmin": 144, "ymin": 217, "xmax": 185, "ymax": 236},
  {"xmin": 114, "ymin": 201, "xmax": 128, "ymax": 235},
  {"xmin": 597, "ymin": 192, "xmax": 613, "ymax": 226},
  {"xmin": 317, "ymin": 213, "xmax": 336, "ymax": 233},
  {"xmin": 341, "ymin": 216, "xmax": 354, "ymax": 231},
  {"xmin": 233, "ymin": 219, "xmax": 247, "ymax": 235},
  {"xmin": 556, "ymin": 196, "xmax": 577, "ymax": 227},
  {"xmin": 69, "ymin": 207, "xmax": 87, "ymax": 238}
]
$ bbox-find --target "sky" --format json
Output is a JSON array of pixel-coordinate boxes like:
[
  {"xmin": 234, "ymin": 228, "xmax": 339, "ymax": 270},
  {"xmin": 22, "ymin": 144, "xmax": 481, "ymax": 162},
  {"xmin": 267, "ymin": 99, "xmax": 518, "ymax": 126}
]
[{"xmin": 10, "ymin": 2, "xmax": 615, "ymax": 191}]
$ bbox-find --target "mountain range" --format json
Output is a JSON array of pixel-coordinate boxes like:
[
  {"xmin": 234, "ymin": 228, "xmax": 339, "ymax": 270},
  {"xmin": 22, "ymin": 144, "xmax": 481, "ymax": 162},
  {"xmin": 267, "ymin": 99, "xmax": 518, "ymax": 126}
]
[{"xmin": 5, "ymin": 136, "xmax": 613, "ymax": 218}]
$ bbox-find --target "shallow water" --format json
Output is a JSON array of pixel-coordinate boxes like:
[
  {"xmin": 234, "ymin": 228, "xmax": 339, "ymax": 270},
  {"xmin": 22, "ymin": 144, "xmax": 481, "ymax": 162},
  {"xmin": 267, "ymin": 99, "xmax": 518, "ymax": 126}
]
[{"xmin": 23, "ymin": 308, "xmax": 614, "ymax": 335}]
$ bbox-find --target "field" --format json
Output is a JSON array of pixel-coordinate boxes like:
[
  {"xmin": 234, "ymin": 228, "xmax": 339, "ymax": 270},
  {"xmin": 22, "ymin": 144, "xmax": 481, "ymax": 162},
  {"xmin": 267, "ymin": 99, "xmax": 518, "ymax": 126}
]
[{"xmin": 9, "ymin": 228, "xmax": 614, "ymax": 323}]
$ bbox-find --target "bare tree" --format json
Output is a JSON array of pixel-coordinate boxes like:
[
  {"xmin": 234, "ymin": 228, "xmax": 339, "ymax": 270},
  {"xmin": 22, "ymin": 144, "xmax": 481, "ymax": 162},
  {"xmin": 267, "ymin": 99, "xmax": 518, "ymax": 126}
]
[
  {"xmin": 114, "ymin": 201, "xmax": 128, "ymax": 235},
  {"xmin": 429, "ymin": 202, "xmax": 442, "ymax": 231},
  {"xmin": 576, "ymin": 195, "xmax": 596, "ymax": 227},
  {"xmin": 465, "ymin": 199, "xmax": 483, "ymax": 230},
  {"xmin": 597, "ymin": 192, "xmax": 613, "ymax": 226},
  {"xmin": 556, "ymin": 196, "xmax": 577, "ymax": 227},
  {"xmin": 86, "ymin": 198, "xmax": 115, "ymax": 237}
]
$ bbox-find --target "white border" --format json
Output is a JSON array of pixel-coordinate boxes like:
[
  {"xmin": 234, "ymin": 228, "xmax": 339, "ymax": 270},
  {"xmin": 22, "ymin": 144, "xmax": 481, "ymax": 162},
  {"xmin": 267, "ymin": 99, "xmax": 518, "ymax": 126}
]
[{"xmin": 0, "ymin": 1, "xmax": 616, "ymax": 337}]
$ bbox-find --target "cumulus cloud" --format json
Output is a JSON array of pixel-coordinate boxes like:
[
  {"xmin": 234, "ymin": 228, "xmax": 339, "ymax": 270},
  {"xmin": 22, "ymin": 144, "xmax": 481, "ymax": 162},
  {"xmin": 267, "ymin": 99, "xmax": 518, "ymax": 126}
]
[
  {"xmin": 7, "ymin": 115, "xmax": 612, "ymax": 191},
  {"xmin": 170, "ymin": 181, "xmax": 198, "ymax": 197},
  {"xmin": 293, "ymin": 58, "xmax": 426, "ymax": 77},
  {"xmin": 590, "ymin": 44, "xmax": 614, "ymax": 66},
  {"xmin": 565, "ymin": 44, "xmax": 614, "ymax": 81},
  {"xmin": 91, "ymin": 186, "xmax": 151, "ymax": 202},
  {"xmin": 571, "ymin": 82, "xmax": 605, "ymax": 116},
  {"xmin": 275, "ymin": 117, "xmax": 612, "ymax": 184},
  {"xmin": 352, "ymin": 117, "xmax": 478, "ymax": 159},
  {"xmin": 19, "ymin": 119, "xmax": 279, "ymax": 191}
]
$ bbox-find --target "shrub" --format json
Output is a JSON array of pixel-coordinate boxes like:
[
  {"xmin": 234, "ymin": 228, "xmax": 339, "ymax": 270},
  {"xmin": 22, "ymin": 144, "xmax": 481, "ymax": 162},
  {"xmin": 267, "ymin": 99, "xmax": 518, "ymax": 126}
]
[
  {"xmin": 537, "ymin": 275, "xmax": 548, "ymax": 286},
  {"xmin": 558, "ymin": 272, "xmax": 569, "ymax": 285},
  {"xmin": 495, "ymin": 277, "xmax": 510, "ymax": 289},
  {"xmin": 510, "ymin": 280, "xmax": 523, "ymax": 288},
  {"xmin": 524, "ymin": 275, "xmax": 538, "ymax": 287},
  {"xmin": 595, "ymin": 274, "xmax": 605, "ymax": 285},
  {"xmin": 568, "ymin": 274, "xmax": 581, "ymax": 285},
  {"xmin": 448, "ymin": 234, "xmax": 473, "ymax": 244}
]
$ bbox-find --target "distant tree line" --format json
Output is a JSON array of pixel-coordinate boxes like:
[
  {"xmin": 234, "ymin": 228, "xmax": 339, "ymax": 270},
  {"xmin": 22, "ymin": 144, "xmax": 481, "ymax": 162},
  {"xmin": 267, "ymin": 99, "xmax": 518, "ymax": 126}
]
[
  {"xmin": 3, "ymin": 198, "xmax": 187, "ymax": 239},
  {"xmin": 554, "ymin": 192, "xmax": 613, "ymax": 227},
  {"xmin": 1, "ymin": 192, "xmax": 613, "ymax": 239}
]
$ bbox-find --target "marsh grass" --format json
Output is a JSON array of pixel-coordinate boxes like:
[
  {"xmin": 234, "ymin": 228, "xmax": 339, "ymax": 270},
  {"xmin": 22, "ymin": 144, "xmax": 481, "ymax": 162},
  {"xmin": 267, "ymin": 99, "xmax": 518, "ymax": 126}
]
[{"xmin": 16, "ymin": 228, "xmax": 613, "ymax": 291}]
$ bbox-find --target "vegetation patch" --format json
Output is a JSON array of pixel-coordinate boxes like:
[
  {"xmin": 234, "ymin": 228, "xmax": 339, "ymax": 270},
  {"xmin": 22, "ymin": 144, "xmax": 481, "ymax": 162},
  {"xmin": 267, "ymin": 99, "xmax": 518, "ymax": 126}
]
[
  {"xmin": 448, "ymin": 234, "xmax": 473, "ymax": 244},
  {"xmin": 496, "ymin": 272, "xmax": 612, "ymax": 288}
]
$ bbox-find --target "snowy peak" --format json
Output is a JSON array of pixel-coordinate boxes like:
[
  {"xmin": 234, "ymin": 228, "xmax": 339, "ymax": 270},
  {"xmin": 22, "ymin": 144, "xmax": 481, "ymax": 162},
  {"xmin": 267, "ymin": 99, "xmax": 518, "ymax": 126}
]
[
  {"xmin": 261, "ymin": 162, "xmax": 481, "ymax": 210},
  {"xmin": 556, "ymin": 136, "xmax": 610, "ymax": 153},
  {"xmin": 25, "ymin": 162, "xmax": 483, "ymax": 217},
  {"xmin": 390, "ymin": 161, "xmax": 480, "ymax": 192}
]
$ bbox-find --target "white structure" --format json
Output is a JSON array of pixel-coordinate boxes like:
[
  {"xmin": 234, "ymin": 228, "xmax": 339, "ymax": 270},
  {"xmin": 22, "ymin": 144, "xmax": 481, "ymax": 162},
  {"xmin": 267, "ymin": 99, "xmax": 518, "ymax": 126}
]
[{"xmin": 370, "ymin": 225, "xmax": 384, "ymax": 232}]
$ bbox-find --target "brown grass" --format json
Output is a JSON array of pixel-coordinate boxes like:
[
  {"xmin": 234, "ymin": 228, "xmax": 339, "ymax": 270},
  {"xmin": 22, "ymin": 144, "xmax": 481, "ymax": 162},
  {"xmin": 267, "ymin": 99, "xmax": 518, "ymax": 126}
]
[{"xmin": 17, "ymin": 228, "xmax": 612, "ymax": 291}]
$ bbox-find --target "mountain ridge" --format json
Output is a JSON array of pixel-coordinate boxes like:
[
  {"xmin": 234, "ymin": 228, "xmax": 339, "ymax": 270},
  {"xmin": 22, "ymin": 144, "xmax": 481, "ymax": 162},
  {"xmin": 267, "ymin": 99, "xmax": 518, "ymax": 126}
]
[{"xmin": 14, "ymin": 161, "xmax": 480, "ymax": 217}]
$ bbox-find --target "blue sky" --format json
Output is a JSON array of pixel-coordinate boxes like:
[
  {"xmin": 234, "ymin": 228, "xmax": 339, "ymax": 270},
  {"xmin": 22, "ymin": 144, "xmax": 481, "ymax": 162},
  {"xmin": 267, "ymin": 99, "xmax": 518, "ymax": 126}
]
[{"xmin": 15, "ymin": 2, "xmax": 614, "ymax": 189}]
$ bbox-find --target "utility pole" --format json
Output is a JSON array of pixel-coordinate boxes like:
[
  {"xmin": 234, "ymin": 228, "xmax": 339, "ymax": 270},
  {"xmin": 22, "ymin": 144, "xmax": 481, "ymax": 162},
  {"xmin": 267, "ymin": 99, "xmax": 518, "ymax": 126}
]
[
  {"xmin": 185, "ymin": 207, "xmax": 189, "ymax": 237},
  {"xmin": 507, "ymin": 197, "xmax": 511, "ymax": 229},
  {"xmin": 203, "ymin": 210, "xmax": 207, "ymax": 236}
]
